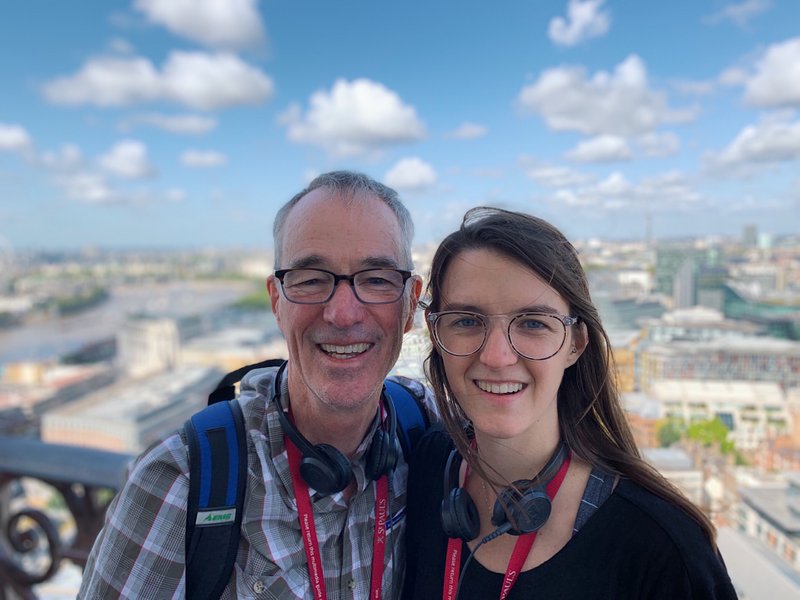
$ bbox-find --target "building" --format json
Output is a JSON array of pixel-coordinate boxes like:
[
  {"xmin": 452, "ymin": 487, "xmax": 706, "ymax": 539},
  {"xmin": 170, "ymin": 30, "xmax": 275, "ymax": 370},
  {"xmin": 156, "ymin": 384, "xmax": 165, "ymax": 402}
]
[
  {"xmin": 649, "ymin": 379, "xmax": 790, "ymax": 451},
  {"xmin": 640, "ymin": 306, "xmax": 762, "ymax": 344},
  {"xmin": 41, "ymin": 365, "xmax": 220, "ymax": 453},
  {"xmin": 654, "ymin": 245, "xmax": 724, "ymax": 308},
  {"xmin": 116, "ymin": 316, "xmax": 180, "ymax": 378},
  {"xmin": 734, "ymin": 472, "xmax": 800, "ymax": 576},
  {"xmin": 642, "ymin": 447, "xmax": 704, "ymax": 506},
  {"xmin": 181, "ymin": 327, "xmax": 287, "ymax": 373},
  {"xmin": 638, "ymin": 337, "xmax": 800, "ymax": 392}
]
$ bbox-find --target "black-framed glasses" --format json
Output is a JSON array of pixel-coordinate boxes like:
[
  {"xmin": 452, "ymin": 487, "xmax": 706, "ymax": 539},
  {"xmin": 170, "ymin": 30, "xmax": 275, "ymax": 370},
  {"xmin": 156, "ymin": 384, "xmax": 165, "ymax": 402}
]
[
  {"xmin": 274, "ymin": 268, "xmax": 412, "ymax": 305},
  {"xmin": 427, "ymin": 311, "xmax": 579, "ymax": 360}
]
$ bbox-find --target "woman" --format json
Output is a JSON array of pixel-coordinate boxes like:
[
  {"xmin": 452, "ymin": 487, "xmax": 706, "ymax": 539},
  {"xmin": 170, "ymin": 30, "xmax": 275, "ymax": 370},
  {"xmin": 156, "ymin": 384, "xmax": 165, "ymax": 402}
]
[{"xmin": 403, "ymin": 208, "xmax": 736, "ymax": 599}]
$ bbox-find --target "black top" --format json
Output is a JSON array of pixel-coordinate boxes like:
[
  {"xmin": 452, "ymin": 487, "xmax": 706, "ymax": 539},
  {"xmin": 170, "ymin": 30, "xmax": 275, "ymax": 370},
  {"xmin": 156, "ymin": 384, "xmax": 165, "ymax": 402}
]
[{"xmin": 403, "ymin": 427, "xmax": 737, "ymax": 600}]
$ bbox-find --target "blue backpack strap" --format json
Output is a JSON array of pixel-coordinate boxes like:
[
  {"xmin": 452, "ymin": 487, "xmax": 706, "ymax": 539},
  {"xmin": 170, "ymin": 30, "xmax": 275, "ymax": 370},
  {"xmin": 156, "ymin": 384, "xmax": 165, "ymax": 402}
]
[
  {"xmin": 185, "ymin": 399, "xmax": 247, "ymax": 600},
  {"xmin": 384, "ymin": 379, "xmax": 430, "ymax": 461}
]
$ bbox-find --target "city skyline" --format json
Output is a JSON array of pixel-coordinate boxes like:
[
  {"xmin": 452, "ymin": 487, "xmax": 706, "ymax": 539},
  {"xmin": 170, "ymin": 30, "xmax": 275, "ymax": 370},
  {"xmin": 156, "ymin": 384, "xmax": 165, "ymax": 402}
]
[{"xmin": 1, "ymin": 0, "xmax": 799, "ymax": 252}]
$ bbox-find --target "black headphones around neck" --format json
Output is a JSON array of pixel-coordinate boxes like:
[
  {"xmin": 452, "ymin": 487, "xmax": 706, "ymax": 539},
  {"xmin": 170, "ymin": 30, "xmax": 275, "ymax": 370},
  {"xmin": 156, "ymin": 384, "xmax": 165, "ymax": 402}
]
[
  {"xmin": 440, "ymin": 440, "xmax": 569, "ymax": 541},
  {"xmin": 272, "ymin": 361, "xmax": 400, "ymax": 496}
]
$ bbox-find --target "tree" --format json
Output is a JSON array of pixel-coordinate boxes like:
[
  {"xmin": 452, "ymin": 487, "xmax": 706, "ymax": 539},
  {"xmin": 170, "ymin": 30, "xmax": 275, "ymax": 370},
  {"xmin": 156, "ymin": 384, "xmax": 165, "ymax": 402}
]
[
  {"xmin": 657, "ymin": 418, "xmax": 684, "ymax": 447},
  {"xmin": 686, "ymin": 418, "xmax": 734, "ymax": 454}
]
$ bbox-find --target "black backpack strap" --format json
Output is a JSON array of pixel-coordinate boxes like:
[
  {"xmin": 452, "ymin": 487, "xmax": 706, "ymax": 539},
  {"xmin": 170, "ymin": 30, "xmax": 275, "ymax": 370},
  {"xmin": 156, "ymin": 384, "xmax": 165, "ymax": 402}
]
[
  {"xmin": 384, "ymin": 379, "xmax": 430, "ymax": 461},
  {"xmin": 185, "ymin": 399, "xmax": 247, "ymax": 600},
  {"xmin": 207, "ymin": 358, "xmax": 286, "ymax": 404}
]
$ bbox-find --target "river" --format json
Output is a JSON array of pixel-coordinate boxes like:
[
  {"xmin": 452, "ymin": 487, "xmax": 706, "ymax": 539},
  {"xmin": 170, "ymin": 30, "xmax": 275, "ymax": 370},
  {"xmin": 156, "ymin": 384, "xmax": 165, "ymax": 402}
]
[{"xmin": 0, "ymin": 280, "xmax": 262, "ymax": 364}]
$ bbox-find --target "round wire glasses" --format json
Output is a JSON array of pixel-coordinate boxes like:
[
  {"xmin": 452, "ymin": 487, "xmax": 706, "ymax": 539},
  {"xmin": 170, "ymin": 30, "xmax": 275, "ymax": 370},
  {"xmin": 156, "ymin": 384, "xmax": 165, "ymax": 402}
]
[{"xmin": 427, "ymin": 311, "xmax": 579, "ymax": 360}]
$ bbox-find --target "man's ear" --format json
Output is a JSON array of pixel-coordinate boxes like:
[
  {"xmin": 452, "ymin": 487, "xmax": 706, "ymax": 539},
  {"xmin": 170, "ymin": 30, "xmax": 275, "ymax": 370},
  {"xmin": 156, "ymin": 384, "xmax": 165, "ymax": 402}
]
[
  {"xmin": 403, "ymin": 275, "xmax": 424, "ymax": 333},
  {"xmin": 266, "ymin": 275, "xmax": 281, "ymax": 323},
  {"xmin": 566, "ymin": 321, "xmax": 588, "ymax": 367}
]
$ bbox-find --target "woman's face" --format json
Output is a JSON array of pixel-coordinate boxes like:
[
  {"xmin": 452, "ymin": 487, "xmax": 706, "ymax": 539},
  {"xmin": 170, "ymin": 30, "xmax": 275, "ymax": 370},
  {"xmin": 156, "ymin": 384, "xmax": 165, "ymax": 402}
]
[{"xmin": 430, "ymin": 248, "xmax": 584, "ymax": 443}]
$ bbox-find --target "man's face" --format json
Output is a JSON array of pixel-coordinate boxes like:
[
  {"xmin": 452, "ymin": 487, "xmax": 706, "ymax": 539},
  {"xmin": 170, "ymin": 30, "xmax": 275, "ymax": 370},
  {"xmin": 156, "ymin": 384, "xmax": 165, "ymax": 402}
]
[{"xmin": 266, "ymin": 189, "xmax": 421, "ymax": 413}]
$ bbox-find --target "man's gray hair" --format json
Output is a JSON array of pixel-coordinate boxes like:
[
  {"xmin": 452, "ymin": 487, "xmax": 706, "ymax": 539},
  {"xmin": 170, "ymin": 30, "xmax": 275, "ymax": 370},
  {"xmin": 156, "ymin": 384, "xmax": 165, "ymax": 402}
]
[{"xmin": 273, "ymin": 171, "xmax": 415, "ymax": 269}]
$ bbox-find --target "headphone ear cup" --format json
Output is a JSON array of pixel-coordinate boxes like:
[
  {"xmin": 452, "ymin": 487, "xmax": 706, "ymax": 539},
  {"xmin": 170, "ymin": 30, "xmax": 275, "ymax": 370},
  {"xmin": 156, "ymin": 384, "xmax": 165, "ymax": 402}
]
[
  {"xmin": 492, "ymin": 485, "xmax": 552, "ymax": 535},
  {"xmin": 300, "ymin": 443, "xmax": 353, "ymax": 495},
  {"xmin": 441, "ymin": 487, "xmax": 480, "ymax": 541},
  {"xmin": 365, "ymin": 429, "xmax": 400, "ymax": 481}
]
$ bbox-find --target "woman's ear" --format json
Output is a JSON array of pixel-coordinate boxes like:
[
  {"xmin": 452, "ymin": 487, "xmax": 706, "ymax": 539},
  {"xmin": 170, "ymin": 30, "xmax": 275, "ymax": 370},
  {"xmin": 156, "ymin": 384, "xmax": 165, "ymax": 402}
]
[{"xmin": 566, "ymin": 321, "xmax": 588, "ymax": 367}]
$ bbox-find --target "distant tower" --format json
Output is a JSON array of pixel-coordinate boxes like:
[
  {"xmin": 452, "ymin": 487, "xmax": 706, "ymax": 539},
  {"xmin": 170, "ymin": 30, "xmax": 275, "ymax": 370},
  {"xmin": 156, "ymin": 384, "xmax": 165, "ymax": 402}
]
[
  {"xmin": 117, "ymin": 317, "xmax": 180, "ymax": 378},
  {"xmin": 0, "ymin": 235, "xmax": 14, "ymax": 294},
  {"xmin": 742, "ymin": 224, "xmax": 758, "ymax": 247}
]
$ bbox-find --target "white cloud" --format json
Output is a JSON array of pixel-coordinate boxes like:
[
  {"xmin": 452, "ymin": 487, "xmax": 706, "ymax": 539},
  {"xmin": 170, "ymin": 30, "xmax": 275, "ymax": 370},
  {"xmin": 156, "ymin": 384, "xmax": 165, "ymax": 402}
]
[
  {"xmin": 0, "ymin": 123, "xmax": 33, "ymax": 152},
  {"xmin": 124, "ymin": 113, "xmax": 217, "ymax": 134},
  {"xmin": 57, "ymin": 172, "xmax": 118, "ymax": 204},
  {"xmin": 280, "ymin": 78, "xmax": 426, "ymax": 157},
  {"xmin": 384, "ymin": 157, "xmax": 437, "ymax": 192},
  {"xmin": 447, "ymin": 122, "xmax": 488, "ymax": 140},
  {"xmin": 165, "ymin": 188, "xmax": 186, "ymax": 202},
  {"xmin": 672, "ymin": 79, "xmax": 716, "ymax": 96},
  {"xmin": 134, "ymin": 0, "xmax": 265, "ymax": 49},
  {"xmin": 709, "ymin": 116, "xmax": 800, "ymax": 167},
  {"xmin": 548, "ymin": 0, "xmax": 610, "ymax": 47},
  {"xmin": 180, "ymin": 149, "xmax": 228, "ymax": 167},
  {"xmin": 544, "ymin": 169, "xmax": 703, "ymax": 212},
  {"xmin": 705, "ymin": 0, "xmax": 772, "ymax": 27},
  {"xmin": 43, "ymin": 51, "xmax": 274, "ymax": 111},
  {"xmin": 566, "ymin": 135, "xmax": 631, "ymax": 163},
  {"xmin": 97, "ymin": 140, "xmax": 156, "ymax": 178},
  {"xmin": 636, "ymin": 132, "xmax": 680, "ymax": 157},
  {"xmin": 743, "ymin": 37, "xmax": 800, "ymax": 108},
  {"xmin": 718, "ymin": 67, "xmax": 750, "ymax": 87},
  {"xmin": 517, "ymin": 55, "xmax": 697, "ymax": 136},
  {"xmin": 108, "ymin": 38, "xmax": 136, "ymax": 54},
  {"xmin": 40, "ymin": 144, "xmax": 84, "ymax": 170},
  {"xmin": 520, "ymin": 158, "xmax": 595, "ymax": 188}
]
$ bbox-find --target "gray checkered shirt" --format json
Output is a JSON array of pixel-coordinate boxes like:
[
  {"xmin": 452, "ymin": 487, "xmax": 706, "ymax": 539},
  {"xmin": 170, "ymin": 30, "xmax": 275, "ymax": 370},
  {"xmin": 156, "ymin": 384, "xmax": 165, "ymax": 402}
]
[{"xmin": 79, "ymin": 365, "xmax": 432, "ymax": 599}]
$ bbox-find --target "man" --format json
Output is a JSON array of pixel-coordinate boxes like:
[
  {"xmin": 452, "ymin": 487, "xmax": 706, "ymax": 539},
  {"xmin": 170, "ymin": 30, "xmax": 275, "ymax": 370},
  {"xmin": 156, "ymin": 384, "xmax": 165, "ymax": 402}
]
[{"xmin": 80, "ymin": 171, "xmax": 430, "ymax": 599}]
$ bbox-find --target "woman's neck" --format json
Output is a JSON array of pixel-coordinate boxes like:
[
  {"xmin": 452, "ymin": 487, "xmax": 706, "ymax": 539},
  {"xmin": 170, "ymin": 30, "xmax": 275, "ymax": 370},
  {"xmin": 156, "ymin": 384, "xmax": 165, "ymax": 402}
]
[{"xmin": 473, "ymin": 426, "xmax": 562, "ymax": 484}]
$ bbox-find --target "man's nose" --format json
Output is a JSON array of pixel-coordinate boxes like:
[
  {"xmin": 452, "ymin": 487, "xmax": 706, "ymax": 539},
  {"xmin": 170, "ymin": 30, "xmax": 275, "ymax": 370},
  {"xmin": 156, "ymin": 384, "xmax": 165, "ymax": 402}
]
[{"xmin": 323, "ymin": 280, "xmax": 366, "ymax": 326}]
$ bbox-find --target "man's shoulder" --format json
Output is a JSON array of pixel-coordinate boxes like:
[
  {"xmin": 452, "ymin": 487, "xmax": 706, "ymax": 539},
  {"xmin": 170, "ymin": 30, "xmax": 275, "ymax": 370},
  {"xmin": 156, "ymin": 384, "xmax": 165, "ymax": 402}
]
[{"xmin": 385, "ymin": 374, "xmax": 438, "ymax": 421}]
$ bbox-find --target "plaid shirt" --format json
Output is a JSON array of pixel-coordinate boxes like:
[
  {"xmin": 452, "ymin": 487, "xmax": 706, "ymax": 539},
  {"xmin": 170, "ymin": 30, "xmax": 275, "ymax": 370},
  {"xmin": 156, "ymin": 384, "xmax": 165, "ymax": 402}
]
[{"xmin": 79, "ymin": 366, "xmax": 433, "ymax": 600}]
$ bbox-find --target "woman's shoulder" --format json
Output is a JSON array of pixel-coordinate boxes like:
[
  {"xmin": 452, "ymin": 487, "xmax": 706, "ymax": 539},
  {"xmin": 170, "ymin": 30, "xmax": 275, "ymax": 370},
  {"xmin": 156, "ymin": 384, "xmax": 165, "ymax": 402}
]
[
  {"xmin": 613, "ymin": 479, "xmax": 707, "ymax": 544},
  {"xmin": 610, "ymin": 479, "xmax": 736, "ymax": 597},
  {"xmin": 414, "ymin": 424, "xmax": 455, "ymax": 461}
]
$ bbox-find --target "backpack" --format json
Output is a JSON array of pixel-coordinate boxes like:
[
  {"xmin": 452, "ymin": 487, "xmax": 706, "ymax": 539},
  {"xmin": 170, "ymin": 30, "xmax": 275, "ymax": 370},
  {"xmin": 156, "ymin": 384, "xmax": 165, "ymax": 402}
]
[{"xmin": 183, "ymin": 359, "xmax": 429, "ymax": 600}]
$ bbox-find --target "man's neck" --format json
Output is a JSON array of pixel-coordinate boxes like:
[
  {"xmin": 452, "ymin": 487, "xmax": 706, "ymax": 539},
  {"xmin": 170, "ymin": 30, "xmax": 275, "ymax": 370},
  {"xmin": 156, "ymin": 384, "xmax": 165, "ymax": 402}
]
[{"xmin": 284, "ymin": 384, "xmax": 380, "ymax": 458}]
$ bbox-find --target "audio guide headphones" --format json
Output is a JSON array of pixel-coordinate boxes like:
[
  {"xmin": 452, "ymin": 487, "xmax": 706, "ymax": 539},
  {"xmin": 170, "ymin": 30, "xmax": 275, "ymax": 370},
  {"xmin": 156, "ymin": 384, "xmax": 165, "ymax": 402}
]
[
  {"xmin": 273, "ymin": 361, "xmax": 400, "ymax": 495},
  {"xmin": 440, "ymin": 440, "xmax": 569, "ymax": 541}
]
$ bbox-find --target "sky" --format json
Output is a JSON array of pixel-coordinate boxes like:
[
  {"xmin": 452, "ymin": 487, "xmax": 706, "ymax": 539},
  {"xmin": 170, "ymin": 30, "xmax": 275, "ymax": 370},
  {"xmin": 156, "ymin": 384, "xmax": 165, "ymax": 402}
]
[{"xmin": 1, "ymin": 0, "xmax": 799, "ymax": 253}]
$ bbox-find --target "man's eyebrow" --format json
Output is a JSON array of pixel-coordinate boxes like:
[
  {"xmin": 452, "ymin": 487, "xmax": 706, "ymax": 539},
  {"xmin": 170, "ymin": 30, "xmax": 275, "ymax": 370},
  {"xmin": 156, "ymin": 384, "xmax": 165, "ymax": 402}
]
[
  {"xmin": 287, "ymin": 255, "xmax": 326, "ymax": 269},
  {"xmin": 286, "ymin": 255, "xmax": 403, "ymax": 271},
  {"xmin": 361, "ymin": 256, "xmax": 404, "ymax": 270}
]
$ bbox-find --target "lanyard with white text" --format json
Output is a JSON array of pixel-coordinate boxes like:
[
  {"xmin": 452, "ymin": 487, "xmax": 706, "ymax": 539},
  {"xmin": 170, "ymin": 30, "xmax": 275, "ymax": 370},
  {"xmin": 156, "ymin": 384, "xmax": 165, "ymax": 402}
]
[
  {"xmin": 286, "ymin": 435, "xmax": 388, "ymax": 600},
  {"xmin": 442, "ymin": 451, "xmax": 572, "ymax": 600}
]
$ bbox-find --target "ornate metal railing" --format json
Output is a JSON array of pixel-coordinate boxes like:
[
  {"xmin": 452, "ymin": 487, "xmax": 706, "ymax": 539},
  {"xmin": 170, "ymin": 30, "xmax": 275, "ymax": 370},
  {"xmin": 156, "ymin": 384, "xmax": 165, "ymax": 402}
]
[{"xmin": 0, "ymin": 436, "xmax": 132, "ymax": 600}]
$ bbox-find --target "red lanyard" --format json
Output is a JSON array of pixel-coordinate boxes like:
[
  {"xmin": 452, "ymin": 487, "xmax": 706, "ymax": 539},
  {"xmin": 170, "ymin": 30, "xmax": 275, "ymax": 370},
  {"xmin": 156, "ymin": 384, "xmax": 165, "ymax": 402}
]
[
  {"xmin": 286, "ymin": 435, "xmax": 388, "ymax": 600},
  {"xmin": 442, "ymin": 451, "xmax": 572, "ymax": 600}
]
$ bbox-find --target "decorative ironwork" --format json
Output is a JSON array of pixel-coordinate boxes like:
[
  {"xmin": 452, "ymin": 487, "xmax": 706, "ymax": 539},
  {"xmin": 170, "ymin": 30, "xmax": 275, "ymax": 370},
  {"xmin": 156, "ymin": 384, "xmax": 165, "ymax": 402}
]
[{"xmin": 0, "ymin": 436, "xmax": 132, "ymax": 599}]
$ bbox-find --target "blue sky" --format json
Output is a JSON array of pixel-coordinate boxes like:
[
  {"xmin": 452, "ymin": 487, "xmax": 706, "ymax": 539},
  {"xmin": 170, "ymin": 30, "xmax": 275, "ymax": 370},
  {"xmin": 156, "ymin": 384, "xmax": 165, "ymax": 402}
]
[{"xmin": 1, "ymin": 0, "xmax": 799, "ymax": 251}]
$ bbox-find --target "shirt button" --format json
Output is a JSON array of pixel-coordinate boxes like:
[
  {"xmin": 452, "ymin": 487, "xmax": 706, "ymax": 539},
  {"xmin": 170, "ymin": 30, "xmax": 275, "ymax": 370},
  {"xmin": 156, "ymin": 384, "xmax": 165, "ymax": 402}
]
[
  {"xmin": 348, "ymin": 580, "xmax": 356, "ymax": 590},
  {"xmin": 253, "ymin": 580, "xmax": 265, "ymax": 594}
]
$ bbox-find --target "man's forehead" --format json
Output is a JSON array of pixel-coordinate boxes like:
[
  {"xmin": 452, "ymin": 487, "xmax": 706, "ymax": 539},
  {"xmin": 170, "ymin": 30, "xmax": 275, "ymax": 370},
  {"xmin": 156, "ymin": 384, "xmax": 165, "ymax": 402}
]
[{"xmin": 279, "ymin": 190, "xmax": 405, "ymax": 269}]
